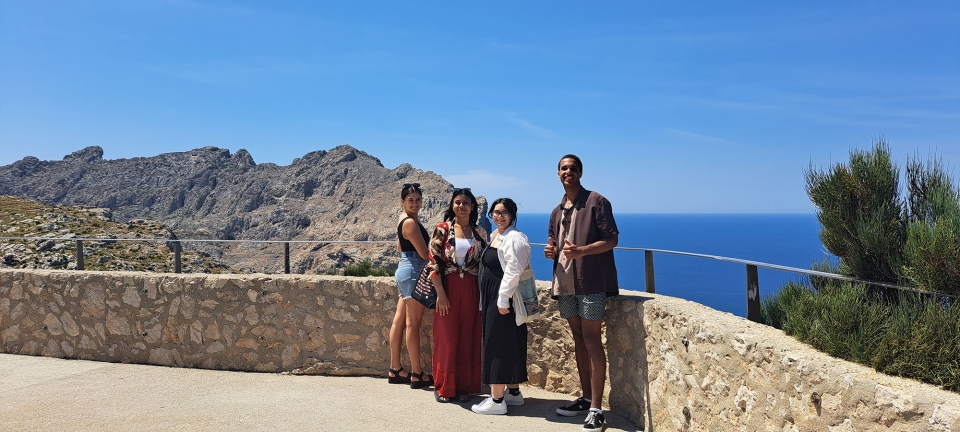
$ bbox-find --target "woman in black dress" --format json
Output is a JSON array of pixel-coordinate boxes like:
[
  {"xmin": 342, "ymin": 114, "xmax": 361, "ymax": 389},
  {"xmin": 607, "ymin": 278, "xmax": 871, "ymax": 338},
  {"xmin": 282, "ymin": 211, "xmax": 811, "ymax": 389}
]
[{"xmin": 472, "ymin": 198, "xmax": 531, "ymax": 415}]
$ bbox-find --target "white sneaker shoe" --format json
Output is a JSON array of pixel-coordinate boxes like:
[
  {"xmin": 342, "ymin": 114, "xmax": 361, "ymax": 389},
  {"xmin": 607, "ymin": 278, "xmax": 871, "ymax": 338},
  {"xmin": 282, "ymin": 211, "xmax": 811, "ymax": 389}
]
[
  {"xmin": 504, "ymin": 391, "xmax": 524, "ymax": 406},
  {"xmin": 471, "ymin": 396, "xmax": 508, "ymax": 415}
]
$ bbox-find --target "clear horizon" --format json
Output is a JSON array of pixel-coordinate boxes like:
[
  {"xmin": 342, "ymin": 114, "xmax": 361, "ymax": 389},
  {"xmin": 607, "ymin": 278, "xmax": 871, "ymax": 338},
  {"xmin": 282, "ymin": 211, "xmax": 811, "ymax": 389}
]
[{"xmin": 2, "ymin": 1, "xmax": 957, "ymax": 213}]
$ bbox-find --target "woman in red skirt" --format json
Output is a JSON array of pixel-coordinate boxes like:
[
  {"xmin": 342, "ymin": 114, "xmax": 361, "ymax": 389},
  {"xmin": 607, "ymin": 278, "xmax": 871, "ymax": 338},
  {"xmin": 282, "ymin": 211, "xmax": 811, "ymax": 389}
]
[{"xmin": 427, "ymin": 187, "xmax": 487, "ymax": 403}]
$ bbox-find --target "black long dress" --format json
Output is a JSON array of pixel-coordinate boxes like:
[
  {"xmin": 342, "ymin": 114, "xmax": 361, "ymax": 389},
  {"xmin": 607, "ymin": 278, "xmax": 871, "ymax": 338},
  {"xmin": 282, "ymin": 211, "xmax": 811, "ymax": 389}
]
[{"xmin": 479, "ymin": 246, "xmax": 528, "ymax": 385}]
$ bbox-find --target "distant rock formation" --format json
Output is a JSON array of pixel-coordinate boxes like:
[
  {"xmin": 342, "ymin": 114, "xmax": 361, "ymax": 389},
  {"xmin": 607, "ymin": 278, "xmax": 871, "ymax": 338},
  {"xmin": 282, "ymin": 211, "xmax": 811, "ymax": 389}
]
[{"xmin": 0, "ymin": 145, "xmax": 489, "ymax": 274}]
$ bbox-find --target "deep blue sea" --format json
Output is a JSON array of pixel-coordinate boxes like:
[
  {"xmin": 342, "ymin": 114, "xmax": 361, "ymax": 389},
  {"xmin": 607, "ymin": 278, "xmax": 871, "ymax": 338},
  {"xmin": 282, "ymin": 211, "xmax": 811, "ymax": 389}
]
[{"xmin": 513, "ymin": 213, "xmax": 834, "ymax": 317}]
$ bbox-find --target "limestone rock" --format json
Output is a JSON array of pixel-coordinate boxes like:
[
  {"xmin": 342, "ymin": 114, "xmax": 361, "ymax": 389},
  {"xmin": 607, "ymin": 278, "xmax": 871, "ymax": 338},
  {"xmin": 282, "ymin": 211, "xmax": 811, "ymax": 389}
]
[{"xmin": 0, "ymin": 145, "xmax": 490, "ymax": 274}]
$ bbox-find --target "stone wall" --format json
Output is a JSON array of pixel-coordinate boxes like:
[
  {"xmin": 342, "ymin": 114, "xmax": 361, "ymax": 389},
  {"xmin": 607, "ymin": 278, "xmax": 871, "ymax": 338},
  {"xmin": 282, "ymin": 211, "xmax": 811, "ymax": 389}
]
[
  {"xmin": 606, "ymin": 292, "xmax": 960, "ymax": 431},
  {"xmin": 2, "ymin": 269, "xmax": 958, "ymax": 431}
]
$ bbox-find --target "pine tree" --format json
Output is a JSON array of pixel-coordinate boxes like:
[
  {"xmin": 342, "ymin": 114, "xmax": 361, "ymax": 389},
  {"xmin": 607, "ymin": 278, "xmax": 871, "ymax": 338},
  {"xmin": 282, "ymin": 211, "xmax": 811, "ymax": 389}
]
[
  {"xmin": 804, "ymin": 138, "xmax": 960, "ymax": 296},
  {"xmin": 805, "ymin": 140, "xmax": 904, "ymax": 284},
  {"xmin": 902, "ymin": 156, "xmax": 960, "ymax": 296}
]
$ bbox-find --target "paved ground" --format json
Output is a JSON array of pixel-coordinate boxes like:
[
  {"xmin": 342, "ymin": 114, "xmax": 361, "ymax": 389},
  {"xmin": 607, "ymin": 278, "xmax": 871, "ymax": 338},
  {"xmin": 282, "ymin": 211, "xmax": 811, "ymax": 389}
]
[{"xmin": 0, "ymin": 353, "xmax": 639, "ymax": 431}]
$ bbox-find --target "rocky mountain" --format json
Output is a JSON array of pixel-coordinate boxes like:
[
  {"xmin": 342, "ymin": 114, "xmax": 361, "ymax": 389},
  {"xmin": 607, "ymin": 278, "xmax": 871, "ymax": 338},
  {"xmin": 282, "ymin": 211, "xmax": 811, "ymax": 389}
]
[
  {"xmin": 0, "ymin": 195, "xmax": 233, "ymax": 273},
  {"xmin": 0, "ymin": 145, "xmax": 487, "ymax": 274}
]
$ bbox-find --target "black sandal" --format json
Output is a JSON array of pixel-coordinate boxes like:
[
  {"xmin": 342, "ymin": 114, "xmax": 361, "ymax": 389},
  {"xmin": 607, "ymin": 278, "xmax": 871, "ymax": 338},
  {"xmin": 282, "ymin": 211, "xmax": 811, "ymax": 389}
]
[
  {"xmin": 387, "ymin": 367, "xmax": 410, "ymax": 384},
  {"xmin": 434, "ymin": 391, "xmax": 452, "ymax": 403},
  {"xmin": 409, "ymin": 371, "xmax": 433, "ymax": 389},
  {"xmin": 455, "ymin": 392, "xmax": 472, "ymax": 403}
]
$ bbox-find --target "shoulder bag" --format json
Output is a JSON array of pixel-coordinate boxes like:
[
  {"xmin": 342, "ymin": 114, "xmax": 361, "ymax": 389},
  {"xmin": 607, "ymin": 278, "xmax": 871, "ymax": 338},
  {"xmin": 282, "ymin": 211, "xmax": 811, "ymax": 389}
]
[
  {"xmin": 513, "ymin": 265, "xmax": 541, "ymax": 325},
  {"xmin": 411, "ymin": 222, "xmax": 448, "ymax": 309},
  {"xmin": 411, "ymin": 265, "xmax": 437, "ymax": 309}
]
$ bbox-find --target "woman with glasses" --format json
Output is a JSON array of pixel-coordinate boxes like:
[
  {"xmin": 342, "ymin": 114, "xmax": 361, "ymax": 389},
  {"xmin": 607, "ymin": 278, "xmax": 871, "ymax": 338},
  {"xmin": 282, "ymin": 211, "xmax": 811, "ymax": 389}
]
[
  {"xmin": 387, "ymin": 183, "xmax": 433, "ymax": 389},
  {"xmin": 471, "ymin": 198, "xmax": 531, "ymax": 415},
  {"xmin": 427, "ymin": 187, "xmax": 487, "ymax": 403}
]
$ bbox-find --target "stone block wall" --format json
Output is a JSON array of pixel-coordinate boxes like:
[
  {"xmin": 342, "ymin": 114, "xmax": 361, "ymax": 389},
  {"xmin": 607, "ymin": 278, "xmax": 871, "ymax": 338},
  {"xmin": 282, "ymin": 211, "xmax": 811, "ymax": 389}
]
[
  {"xmin": 606, "ymin": 291, "xmax": 960, "ymax": 431},
  {"xmin": 2, "ymin": 269, "xmax": 958, "ymax": 431}
]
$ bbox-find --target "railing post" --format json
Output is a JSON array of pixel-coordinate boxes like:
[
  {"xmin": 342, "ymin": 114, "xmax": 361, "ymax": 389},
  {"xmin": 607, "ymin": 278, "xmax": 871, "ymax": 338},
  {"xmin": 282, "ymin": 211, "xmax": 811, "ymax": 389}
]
[
  {"xmin": 746, "ymin": 264, "xmax": 761, "ymax": 322},
  {"xmin": 174, "ymin": 242, "xmax": 182, "ymax": 274},
  {"xmin": 284, "ymin": 242, "xmax": 290, "ymax": 274},
  {"xmin": 644, "ymin": 250, "xmax": 656, "ymax": 293},
  {"xmin": 75, "ymin": 240, "xmax": 84, "ymax": 270}
]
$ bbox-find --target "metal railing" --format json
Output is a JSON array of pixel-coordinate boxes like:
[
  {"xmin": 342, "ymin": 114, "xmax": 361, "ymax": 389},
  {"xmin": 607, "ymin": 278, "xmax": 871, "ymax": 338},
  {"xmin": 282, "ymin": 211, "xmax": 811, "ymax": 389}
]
[
  {"xmin": 0, "ymin": 236, "xmax": 391, "ymax": 275},
  {"xmin": 3, "ymin": 236, "xmax": 951, "ymax": 323},
  {"xmin": 602, "ymin": 246, "xmax": 957, "ymax": 321}
]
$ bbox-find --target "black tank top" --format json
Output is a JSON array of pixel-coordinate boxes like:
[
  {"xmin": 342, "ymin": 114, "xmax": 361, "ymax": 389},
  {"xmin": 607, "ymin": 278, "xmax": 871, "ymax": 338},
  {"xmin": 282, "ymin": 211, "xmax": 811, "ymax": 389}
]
[{"xmin": 398, "ymin": 217, "xmax": 430, "ymax": 252}]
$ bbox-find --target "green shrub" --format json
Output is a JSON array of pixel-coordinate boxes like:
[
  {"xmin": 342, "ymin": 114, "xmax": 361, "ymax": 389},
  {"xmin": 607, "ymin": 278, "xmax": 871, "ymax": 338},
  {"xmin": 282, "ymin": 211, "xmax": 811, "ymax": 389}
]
[
  {"xmin": 901, "ymin": 184, "xmax": 960, "ymax": 296},
  {"xmin": 871, "ymin": 293, "xmax": 960, "ymax": 390},
  {"xmin": 805, "ymin": 141, "xmax": 904, "ymax": 282},
  {"xmin": 804, "ymin": 139, "xmax": 960, "ymax": 296},
  {"xmin": 761, "ymin": 281, "xmax": 806, "ymax": 330},
  {"xmin": 342, "ymin": 260, "xmax": 394, "ymax": 277},
  {"xmin": 804, "ymin": 283, "xmax": 888, "ymax": 364},
  {"xmin": 763, "ymin": 274, "xmax": 960, "ymax": 391}
]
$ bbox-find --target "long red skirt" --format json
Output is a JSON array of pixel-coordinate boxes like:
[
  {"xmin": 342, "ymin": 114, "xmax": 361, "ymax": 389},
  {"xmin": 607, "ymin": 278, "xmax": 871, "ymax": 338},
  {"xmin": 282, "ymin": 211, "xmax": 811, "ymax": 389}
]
[{"xmin": 432, "ymin": 271, "xmax": 482, "ymax": 398}]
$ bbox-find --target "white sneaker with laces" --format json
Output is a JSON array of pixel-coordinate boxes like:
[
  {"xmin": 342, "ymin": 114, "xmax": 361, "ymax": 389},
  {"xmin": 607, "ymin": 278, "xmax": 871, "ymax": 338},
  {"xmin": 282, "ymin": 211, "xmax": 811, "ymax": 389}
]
[
  {"xmin": 471, "ymin": 396, "xmax": 508, "ymax": 415},
  {"xmin": 504, "ymin": 391, "xmax": 524, "ymax": 406}
]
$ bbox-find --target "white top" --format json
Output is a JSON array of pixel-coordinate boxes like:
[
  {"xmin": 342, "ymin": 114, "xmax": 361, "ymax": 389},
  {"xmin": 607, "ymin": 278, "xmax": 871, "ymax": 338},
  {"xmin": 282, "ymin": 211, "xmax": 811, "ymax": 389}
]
[
  {"xmin": 454, "ymin": 238, "xmax": 473, "ymax": 267},
  {"xmin": 491, "ymin": 226, "xmax": 532, "ymax": 309}
]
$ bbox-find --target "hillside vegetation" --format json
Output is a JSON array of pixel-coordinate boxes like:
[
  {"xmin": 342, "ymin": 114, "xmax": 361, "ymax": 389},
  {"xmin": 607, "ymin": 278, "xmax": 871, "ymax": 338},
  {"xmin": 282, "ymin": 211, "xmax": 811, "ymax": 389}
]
[{"xmin": 0, "ymin": 195, "xmax": 234, "ymax": 273}]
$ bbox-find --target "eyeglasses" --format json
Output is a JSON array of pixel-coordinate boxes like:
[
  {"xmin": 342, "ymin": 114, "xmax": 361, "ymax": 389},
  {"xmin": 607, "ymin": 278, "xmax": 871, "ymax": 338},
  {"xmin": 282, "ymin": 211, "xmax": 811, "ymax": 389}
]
[{"xmin": 492, "ymin": 210, "xmax": 510, "ymax": 218}]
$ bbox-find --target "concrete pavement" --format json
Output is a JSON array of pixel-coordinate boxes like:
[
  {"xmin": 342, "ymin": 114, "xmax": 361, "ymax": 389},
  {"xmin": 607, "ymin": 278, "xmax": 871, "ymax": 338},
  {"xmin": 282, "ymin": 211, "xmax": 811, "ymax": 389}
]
[{"xmin": 0, "ymin": 354, "xmax": 639, "ymax": 431}]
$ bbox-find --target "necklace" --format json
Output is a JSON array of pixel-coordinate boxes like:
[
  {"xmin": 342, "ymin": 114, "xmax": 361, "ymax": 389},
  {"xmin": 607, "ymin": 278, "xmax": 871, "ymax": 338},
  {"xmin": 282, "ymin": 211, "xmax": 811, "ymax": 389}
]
[{"xmin": 454, "ymin": 221, "xmax": 472, "ymax": 239}]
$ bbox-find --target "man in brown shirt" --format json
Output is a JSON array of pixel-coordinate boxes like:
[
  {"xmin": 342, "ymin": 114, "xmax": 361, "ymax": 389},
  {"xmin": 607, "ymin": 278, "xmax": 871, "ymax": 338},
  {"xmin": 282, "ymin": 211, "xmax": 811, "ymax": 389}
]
[{"xmin": 544, "ymin": 154, "xmax": 619, "ymax": 432}]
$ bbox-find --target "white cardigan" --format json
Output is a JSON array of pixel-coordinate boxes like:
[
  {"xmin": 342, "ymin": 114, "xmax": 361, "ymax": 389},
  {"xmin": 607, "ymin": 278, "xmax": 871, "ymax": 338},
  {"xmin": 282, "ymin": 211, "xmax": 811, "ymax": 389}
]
[{"xmin": 490, "ymin": 226, "xmax": 532, "ymax": 309}]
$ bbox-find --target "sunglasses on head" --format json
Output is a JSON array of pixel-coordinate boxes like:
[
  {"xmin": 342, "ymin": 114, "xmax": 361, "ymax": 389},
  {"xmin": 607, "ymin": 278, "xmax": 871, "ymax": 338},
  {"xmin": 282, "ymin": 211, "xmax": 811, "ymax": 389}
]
[
  {"xmin": 561, "ymin": 206, "xmax": 573, "ymax": 227},
  {"xmin": 403, "ymin": 183, "xmax": 421, "ymax": 192},
  {"xmin": 452, "ymin": 187, "xmax": 471, "ymax": 195}
]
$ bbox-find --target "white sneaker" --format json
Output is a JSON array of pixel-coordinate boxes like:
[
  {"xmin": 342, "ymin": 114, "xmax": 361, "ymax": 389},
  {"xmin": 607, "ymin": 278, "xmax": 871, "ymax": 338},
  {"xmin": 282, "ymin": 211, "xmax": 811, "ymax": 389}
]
[
  {"xmin": 471, "ymin": 396, "xmax": 508, "ymax": 415},
  {"xmin": 504, "ymin": 391, "xmax": 524, "ymax": 406}
]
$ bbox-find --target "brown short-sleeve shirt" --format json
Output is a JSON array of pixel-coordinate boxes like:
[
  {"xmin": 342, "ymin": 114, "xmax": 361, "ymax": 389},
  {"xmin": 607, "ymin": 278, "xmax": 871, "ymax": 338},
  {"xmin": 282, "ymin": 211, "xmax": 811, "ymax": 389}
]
[{"xmin": 547, "ymin": 187, "xmax": 619, "ymax": 297}]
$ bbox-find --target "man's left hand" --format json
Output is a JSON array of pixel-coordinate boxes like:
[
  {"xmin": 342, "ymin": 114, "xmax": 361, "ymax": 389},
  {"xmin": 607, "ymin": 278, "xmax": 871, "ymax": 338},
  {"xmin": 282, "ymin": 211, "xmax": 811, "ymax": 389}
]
[{"xmin": 562, "ymin": 239, "xmax": 586, "ymax": 260}]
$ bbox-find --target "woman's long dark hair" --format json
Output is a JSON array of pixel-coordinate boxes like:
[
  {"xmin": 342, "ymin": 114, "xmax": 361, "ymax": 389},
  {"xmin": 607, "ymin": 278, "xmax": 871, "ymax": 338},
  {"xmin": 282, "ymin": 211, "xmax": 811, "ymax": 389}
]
[{"xmin": 442, "ymin": 188, "xmax": 479, "ymax": 226}]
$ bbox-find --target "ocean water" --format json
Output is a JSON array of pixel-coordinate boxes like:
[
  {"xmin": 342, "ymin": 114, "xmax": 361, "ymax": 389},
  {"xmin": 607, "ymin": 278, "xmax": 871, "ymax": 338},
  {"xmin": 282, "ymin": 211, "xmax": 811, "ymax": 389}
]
[{"xmin": 513, "ymin": 213, "xmax": 834, "ymax": 317}]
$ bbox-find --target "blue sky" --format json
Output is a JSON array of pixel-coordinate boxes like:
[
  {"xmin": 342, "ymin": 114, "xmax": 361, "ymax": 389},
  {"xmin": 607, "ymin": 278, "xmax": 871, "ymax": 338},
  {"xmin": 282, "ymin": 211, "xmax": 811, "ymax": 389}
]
[{"xmin": 1, "ymin": 0, "xmax": 957, "ymax": 213}]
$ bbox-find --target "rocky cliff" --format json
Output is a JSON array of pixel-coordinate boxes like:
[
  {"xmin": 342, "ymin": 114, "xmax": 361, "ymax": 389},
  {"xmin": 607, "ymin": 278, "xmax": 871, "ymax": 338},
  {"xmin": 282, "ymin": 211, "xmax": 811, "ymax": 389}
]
[
  {"xmin": 0, "ymin": 145, "xmax": 486, "ymax": 273},
  {"xmin": 0, "ymin": 196, "xmax": 233, "ymax": 273}
]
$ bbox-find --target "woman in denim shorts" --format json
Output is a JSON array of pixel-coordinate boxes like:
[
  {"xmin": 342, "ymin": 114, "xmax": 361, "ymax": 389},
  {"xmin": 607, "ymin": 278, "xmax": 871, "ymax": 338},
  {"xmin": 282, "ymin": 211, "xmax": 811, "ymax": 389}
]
[{"xmin": 388, "ymin": 183, "xmax": 433, "ymax": 389}]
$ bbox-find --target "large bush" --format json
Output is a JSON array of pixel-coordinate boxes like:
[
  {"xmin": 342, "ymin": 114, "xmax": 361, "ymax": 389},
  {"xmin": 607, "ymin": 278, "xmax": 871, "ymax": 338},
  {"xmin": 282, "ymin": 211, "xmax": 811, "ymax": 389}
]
[
  {"xmin": 804, "ymin": 139, "xmax": 960, "ymax": 295},
  {"xmin": 901, "ymin": 157, "xmax": 960, "ymax": 296},
  {"xmin": 805, "ymin": 142, "xmax": 904, "ymax": 282},
  {"xmin": 770, "ymin": 139, "xmax": 960, "ymax": 391},
  {"xmin": 763, "ymin": 273, "xmax": 960, "ymax": 391}
]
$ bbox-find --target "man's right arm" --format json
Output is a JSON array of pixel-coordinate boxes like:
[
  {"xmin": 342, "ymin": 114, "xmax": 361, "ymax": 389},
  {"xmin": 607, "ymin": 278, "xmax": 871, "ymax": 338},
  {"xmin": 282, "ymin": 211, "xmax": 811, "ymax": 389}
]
[{"xmin": 544, "ymin": 209, "xmax": 557, "ymax": 259}]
